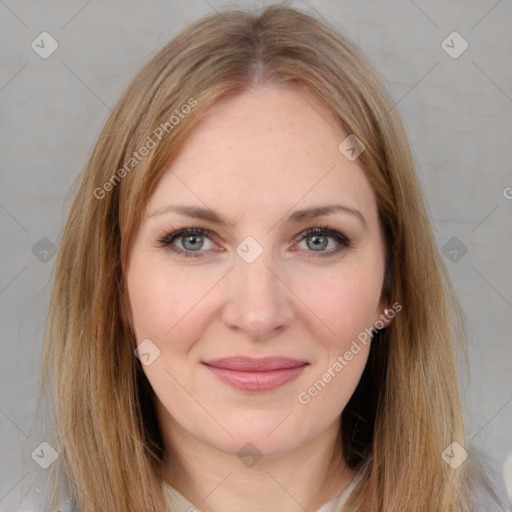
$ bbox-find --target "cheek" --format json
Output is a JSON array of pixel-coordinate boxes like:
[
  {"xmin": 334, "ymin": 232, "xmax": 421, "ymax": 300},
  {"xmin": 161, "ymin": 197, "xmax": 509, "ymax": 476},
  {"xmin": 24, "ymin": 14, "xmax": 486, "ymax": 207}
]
[
  {"xmin": 126, "ymin": 254, "xmax": 217, "ymax": 349},
  {"xmin": 294, "ymin": 270, "xmax": 378, "ymax": 417},
  {"xmin": 127, "ymin": 275, "xmax": 170, "ymax": 342},
  {"xmin": 297, "ymin": 263, "xmax": 383, "ymax": 350}
]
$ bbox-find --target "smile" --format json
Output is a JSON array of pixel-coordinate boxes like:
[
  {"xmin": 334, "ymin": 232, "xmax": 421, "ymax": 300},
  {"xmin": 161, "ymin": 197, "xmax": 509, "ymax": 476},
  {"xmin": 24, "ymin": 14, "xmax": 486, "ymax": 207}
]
[{"xmin": 202, "ymin": 356, "xmax": 309, "ymax": 392}]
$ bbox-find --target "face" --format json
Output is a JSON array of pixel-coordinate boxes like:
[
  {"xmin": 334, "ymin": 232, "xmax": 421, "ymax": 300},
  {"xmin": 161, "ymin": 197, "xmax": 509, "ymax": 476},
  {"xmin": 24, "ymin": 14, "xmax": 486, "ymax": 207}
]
[{"xmin": 125, "ymin": 84, "xmax": 389, "ymax": 460}]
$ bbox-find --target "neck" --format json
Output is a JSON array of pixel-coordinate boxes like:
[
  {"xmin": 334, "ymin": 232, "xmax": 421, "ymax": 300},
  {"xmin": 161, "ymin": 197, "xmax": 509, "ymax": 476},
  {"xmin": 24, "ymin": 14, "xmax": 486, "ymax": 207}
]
[{"xmin": 159, "ymin": 415, "xmax": 356, "ymax": 512}]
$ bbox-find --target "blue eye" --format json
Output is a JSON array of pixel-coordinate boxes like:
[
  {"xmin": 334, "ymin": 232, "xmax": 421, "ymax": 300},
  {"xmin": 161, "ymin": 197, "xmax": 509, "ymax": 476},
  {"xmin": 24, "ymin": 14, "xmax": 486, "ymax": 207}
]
[
  {"xmin": 294, "ymin": 226, "xmax": 352, "ymax": 257},
  {"xmin": 158, "ymin": 228, "xmax": 215, "ymax": 258},
  {"xmin": 158, "ymin": 226, "xmax": 352, "ymax": 259}
]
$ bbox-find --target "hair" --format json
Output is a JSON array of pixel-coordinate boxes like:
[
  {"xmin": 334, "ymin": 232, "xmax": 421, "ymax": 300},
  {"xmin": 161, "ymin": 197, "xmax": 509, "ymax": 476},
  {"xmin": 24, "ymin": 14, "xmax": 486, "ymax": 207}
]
[{"xmin": 37, "ymin": 3, "xmax": 502, "ymax": 511}]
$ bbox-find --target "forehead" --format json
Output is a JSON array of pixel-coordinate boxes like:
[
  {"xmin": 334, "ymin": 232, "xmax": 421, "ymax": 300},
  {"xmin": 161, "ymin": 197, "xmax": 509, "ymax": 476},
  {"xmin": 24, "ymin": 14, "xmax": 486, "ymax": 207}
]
[{"xmin": 147, "ymin": 85, "xmax": 378, "ymax": 226}]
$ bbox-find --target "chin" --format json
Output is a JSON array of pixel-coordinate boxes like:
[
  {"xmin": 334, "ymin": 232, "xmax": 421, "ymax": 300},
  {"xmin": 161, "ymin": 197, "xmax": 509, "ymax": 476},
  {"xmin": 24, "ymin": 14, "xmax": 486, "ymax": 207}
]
[{"xmin": 203, "ymin": 412, "xmax": 311, "ymax": 460}]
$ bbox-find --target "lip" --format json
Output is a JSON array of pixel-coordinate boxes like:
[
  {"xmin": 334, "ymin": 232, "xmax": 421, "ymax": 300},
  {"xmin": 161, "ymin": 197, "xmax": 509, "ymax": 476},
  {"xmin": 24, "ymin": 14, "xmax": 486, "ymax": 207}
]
[{"xmin": 202, "ymin": 356, "xmax": 309, "ymax": 392}]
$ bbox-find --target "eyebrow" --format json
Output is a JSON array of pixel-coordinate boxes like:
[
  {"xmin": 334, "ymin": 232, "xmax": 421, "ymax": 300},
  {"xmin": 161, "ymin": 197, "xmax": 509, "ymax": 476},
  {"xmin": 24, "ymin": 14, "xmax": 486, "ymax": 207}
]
[{"xmin": 148, "ymin": 203, "xmax": 367, "ymax": 230}]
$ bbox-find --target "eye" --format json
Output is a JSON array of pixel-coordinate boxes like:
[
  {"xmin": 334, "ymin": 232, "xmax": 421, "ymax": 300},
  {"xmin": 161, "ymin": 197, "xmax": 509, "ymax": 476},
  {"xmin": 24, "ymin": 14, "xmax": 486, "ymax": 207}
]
[
  {"xmin": 293, "ymin": 226, "xmax": 352, "ymax": 258},
  {"xmin": 157, "ymin": 225, "xmax": 352, "ymax": 259},
  {"xmin": 157, "ymin": 228, "xmax": 217, "ymax": 258}
]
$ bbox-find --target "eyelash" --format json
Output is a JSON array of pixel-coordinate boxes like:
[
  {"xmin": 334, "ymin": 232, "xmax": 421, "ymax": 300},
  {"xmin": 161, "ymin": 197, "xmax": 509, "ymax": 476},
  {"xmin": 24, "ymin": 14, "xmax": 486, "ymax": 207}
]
[{"xmin": 157, "ymin": 225, "xmax": 352, "ymax": 259}]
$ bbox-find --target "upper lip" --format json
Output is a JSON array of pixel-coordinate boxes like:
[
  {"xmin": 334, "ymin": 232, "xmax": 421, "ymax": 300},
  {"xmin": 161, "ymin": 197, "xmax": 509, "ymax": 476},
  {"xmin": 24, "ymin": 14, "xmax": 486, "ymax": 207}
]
[{"xmin": 202, "ymin": 356, "xmax": 309, "ymax": 372}]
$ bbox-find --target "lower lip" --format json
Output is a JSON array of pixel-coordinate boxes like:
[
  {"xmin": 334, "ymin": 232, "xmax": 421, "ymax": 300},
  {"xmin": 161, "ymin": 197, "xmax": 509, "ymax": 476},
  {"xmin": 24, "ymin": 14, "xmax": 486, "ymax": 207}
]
[{"xmin": 203, "ymin": 364, "xmax": 308, "ymax": 391}]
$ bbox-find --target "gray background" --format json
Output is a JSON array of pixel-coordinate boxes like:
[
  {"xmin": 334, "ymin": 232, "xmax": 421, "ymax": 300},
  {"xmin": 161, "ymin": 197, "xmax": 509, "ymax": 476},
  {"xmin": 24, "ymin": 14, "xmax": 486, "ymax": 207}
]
[{"xmin": 1, "ymin": 0, "xmax": 511, "ymax": 510}]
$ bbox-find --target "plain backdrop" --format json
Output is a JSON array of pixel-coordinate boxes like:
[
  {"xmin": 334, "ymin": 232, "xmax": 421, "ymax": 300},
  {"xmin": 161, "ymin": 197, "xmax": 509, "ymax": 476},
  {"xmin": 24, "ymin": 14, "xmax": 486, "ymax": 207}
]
[{"xmin": 1, "ymin": 0, "xmax": 511, "ymax": 510}]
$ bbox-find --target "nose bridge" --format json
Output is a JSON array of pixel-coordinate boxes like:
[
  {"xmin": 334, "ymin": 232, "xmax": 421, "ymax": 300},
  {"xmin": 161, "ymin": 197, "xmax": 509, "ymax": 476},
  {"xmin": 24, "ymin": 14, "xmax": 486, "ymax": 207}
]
[{"xmin": 222, "ymin": 237, "xmax": 294, "ymax": 337}]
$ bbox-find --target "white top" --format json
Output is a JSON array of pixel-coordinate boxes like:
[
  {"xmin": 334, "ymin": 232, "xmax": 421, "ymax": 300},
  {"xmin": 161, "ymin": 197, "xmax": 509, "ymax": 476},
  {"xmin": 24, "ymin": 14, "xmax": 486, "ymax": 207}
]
[{"xmin": 163, "ymin": 476, "xmax": 359, "ymax": 512}]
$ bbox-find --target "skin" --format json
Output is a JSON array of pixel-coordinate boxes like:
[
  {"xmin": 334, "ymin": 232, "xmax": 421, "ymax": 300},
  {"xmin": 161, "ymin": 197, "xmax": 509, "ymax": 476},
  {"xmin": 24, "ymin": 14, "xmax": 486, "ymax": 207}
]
[{"xmin": 125, "ymin": 84, "xmax": 391, "ymax": 512}]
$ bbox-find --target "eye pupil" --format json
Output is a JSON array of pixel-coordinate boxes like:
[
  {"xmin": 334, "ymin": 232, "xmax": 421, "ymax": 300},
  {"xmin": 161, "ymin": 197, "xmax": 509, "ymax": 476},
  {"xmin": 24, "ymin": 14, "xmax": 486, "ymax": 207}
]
[
  {"xmin": 307, "ymin": 235, "xmax": 328, "ymax": 251},
  {"xmin": 183, "ymin": 234, "xmax": 203, "ymax": 250}
]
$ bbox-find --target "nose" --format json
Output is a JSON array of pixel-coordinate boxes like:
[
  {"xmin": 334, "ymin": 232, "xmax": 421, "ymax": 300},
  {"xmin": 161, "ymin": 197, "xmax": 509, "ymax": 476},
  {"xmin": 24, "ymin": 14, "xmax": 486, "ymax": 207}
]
[{"xmin": 221, "ymin": 247, "xmax": 295, "ymax": 340}]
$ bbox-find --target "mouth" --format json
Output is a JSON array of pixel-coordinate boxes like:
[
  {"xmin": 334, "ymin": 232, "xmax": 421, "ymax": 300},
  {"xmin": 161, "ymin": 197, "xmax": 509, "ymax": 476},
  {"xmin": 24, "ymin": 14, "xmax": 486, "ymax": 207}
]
[{"xmin": 202, "ymin": 356, "xmax": 309, "ymax": 392}]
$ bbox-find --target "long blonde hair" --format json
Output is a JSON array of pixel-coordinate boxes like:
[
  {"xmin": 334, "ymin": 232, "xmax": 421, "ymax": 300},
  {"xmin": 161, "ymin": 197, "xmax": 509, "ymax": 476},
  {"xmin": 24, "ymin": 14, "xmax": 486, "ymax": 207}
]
[{"xmin": 39, "ymin": 4, "xmax": 499, "ymax": 511}]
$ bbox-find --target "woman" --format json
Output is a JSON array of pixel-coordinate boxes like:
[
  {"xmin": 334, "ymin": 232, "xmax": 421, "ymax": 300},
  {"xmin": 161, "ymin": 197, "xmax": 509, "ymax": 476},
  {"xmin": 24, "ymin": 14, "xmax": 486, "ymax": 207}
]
[{"xmin": 25, "ymin": 4, "xmax": 504, "ymax": 511}]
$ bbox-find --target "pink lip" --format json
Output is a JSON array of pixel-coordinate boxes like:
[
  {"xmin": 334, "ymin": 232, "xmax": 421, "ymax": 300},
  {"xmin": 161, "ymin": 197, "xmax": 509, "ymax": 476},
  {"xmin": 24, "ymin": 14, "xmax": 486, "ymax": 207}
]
[{"xmin": 202, "ymin": 357, "xmax": 309, "ymax": 392}]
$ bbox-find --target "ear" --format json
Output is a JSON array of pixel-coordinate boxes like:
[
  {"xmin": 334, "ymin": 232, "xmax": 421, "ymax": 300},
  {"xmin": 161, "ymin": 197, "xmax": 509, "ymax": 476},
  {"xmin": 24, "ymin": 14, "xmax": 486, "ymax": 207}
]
[
  {"xmin": 375, "ymin": 297, "xmax": 393, "ymax": 329},
  {"xmin": 376, "ymin": 297, "xmax": 400, "ymax": 329}
]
